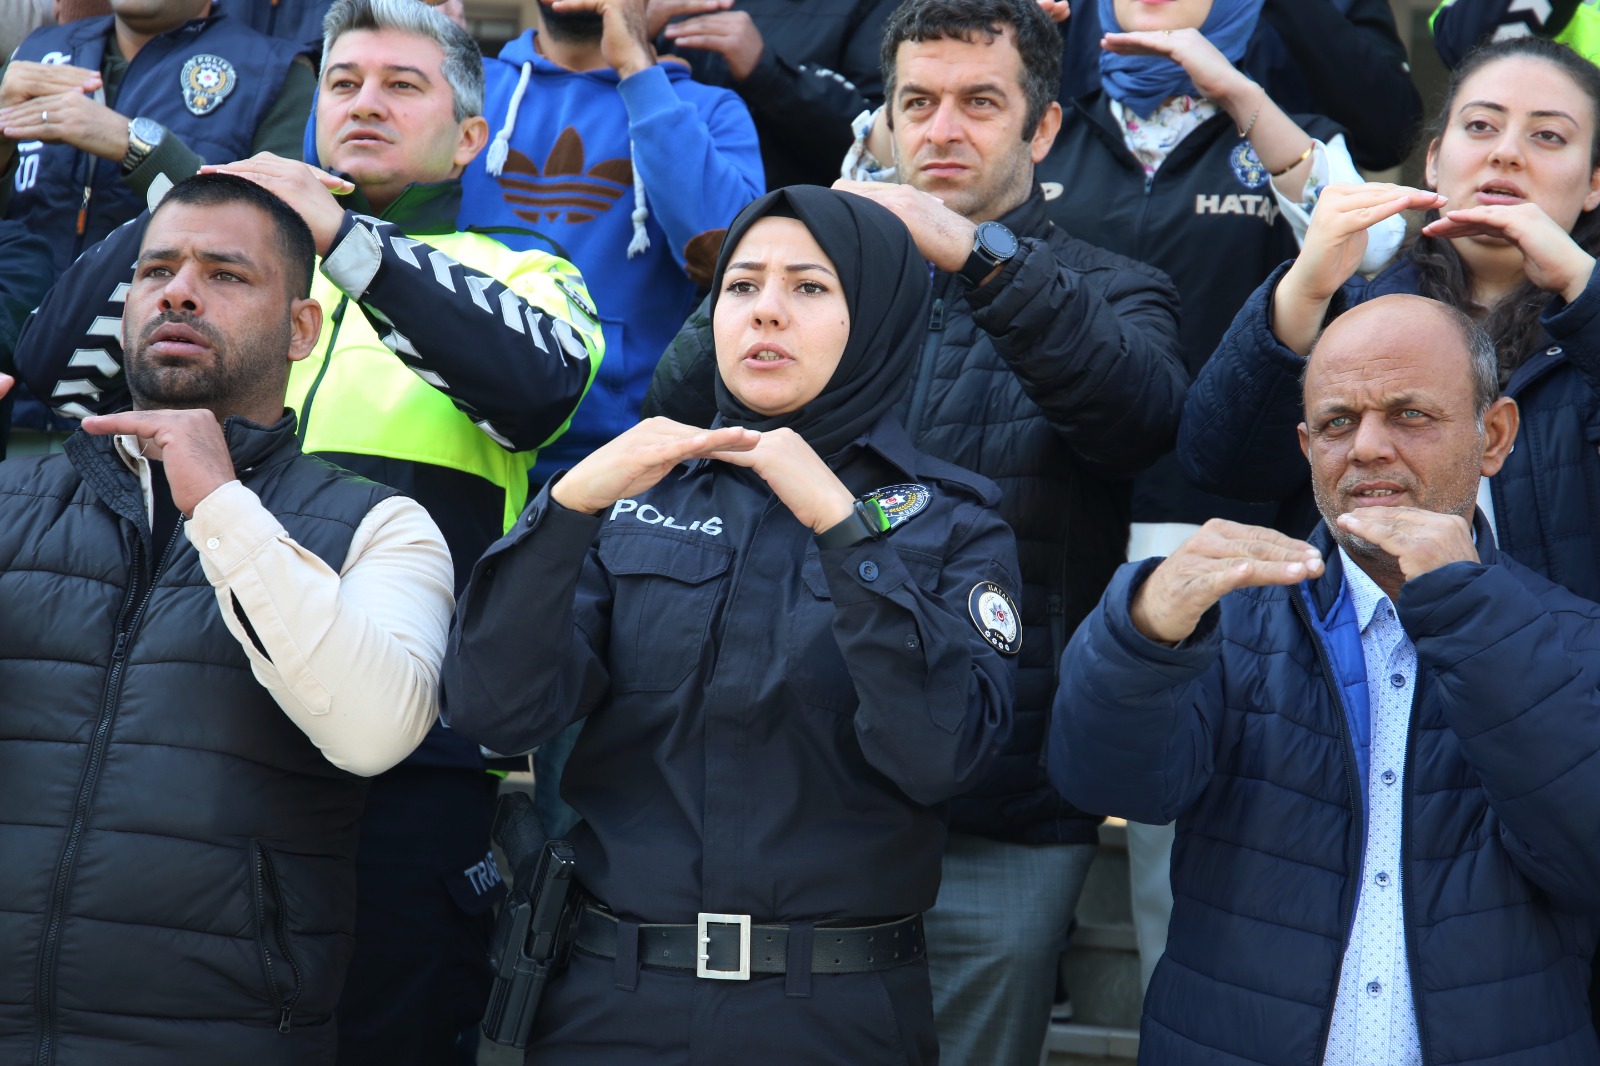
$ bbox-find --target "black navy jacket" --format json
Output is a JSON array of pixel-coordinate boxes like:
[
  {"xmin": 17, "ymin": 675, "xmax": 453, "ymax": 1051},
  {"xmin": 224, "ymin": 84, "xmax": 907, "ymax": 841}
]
[
  {"xmin": 442, "ymin": 416, "xmax": 1019, "ymax": 923},
  {"xmin": 0, "ymin": 415, "xmax": 393, "ymax": 1065},
  {"xmin": 7, "ymin": 11, "xmax": 303, "ymax": 270},
  {"xmin": 1181, "ymin": 258, "xmax": 1600, "ymax": 601},
  {"xmin": 1051, "ymin": 520, "xmax": 1600, "ymax": 1065},
  {"xmin": 644, "ymin": 189, "xmax": 1187, "ymax": 847}
]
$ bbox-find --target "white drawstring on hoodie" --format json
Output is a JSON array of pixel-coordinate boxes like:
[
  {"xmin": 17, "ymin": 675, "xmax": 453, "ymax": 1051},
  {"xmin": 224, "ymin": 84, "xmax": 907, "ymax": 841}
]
[{"xmin": 486, "ymin": 60, "xmax": 652, "ymax": 259}]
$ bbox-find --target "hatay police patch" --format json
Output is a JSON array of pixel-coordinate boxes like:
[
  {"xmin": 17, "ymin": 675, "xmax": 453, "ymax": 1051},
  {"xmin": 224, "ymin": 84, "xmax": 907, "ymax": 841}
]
[
  {"xmin": 967, "ymin": 581, "xmax": 1021, "ymax": 656},
  {"xmin": 865, "ymin": 484, "xmax": 931, "ymax": 531},
  {"xmin": 181, "ymin": 54, "xmax": 237, "ymax": 116},
  {"xmin": 1229, "ymin": 142, "xmax": 1269, "ymax": 190}
]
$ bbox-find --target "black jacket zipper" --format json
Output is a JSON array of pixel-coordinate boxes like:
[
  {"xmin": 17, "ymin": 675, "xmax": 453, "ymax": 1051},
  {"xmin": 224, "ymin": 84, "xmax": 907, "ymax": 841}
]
[
  {"xmin": 35, "ymin": 520, "xmax": 182, "ymax": 1066},
  {"xmin": 1290, "ymin": 590, "xmax": 1367, "ymax": 1063},
  {"xmin": 899, "ymin": 276, "xmax": 953, "ymax": 443},
  {"xmin": 253, "ymin": 844, "xmax": 303, "ymax": 1034}
]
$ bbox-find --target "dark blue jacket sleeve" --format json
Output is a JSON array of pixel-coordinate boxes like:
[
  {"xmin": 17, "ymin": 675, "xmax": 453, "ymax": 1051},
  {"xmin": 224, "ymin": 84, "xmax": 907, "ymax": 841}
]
[
  {"xmin": 965, "ymin": 239, "xmax": 1188, "ymax": 479},
  {"xmin": 440, "ymin": 484, "xmax": 612, "ymax": 756},
  {"xmin": 1539, "ymin": 253, "xmax": 1600, "ymax": 399},
  {"xmin": 1177, "ymin": 262, "xmax": 1317, "ymax": 504},
  {"xmin": 1401, "ymin": 561, "xmax": 1600, "ymax": 911},
  {"xmin": 319, "ymin": 212, "xmax": 602, "ymax": 452},
  {"xmin": 0, "ymin": 220, "xmax": 56, "ymax": 373},
  {"xmin": 818, "ymin": 494, "xmax": 1018, "ymax": 806},
  {"xmin": 12, "ymin": 212, "xmax": 146, "ymax": 418},
  {"xmin": 1049, "ymin": 559, "xmax": 1227, "ymax": 825}
]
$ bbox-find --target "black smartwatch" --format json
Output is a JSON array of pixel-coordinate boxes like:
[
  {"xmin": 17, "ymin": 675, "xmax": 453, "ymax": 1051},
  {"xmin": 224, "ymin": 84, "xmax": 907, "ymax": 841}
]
[
  {"xmin": 958, "ymin": 220, "xmax": 1019, "ymax": 288},
  {"xmin": 120, "ymin": 117, "xmax": 165, "ymax": 174},
  {"xmin": 815, "ymin": 495, "xmax": 890, "ymax": 550}
]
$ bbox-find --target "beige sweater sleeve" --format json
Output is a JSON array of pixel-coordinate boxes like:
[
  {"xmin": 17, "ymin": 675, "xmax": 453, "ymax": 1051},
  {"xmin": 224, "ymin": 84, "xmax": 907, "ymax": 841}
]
[{"xmin": 184, "ymin": 480, "xmax": 455, "ymax": 777}]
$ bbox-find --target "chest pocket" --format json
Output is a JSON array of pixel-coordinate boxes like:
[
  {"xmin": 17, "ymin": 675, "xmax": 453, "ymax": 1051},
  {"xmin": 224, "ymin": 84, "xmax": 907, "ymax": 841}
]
[
  {"xmin": 786, "ymin": 553, "xmax": 856, "ymax": 712},
  {"xmin": 599, "ymin": 530, "xmax": 734, "ymax": 692}
]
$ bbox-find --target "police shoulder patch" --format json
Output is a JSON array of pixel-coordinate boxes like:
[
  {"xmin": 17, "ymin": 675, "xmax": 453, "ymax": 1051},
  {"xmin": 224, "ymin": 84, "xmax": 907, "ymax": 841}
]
[
  {"xmin": 1229, "ymin": 142, "xmax": 1268, "ymax": 190},
  {"xmin": 967, "ymin": 581, "xmax": 1021, "ymax": 656},
  {"xmin": 865, "ymin": 484, "xmax": 930, "ymax": 531},
  {"xmin": 181, "ymin": 54, "xmax": 237, "ymax": 116}
]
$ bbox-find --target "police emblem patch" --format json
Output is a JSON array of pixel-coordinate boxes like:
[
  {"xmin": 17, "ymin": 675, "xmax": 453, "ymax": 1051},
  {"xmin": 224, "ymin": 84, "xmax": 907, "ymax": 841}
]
[
  {"xmin": 1229, "ymin": 142, "xmax": 1269, "ymax": 190},
  {"xmin": 865, "ymin": 484, "xmax": 930, "ymax": 530},
  {"xmin": 967, "ymin": 581, "xmax": 1021, "ymax": 656},
  {"xmin": 180, "ymin": 54, "xmax": 237, "ymax": 116}
]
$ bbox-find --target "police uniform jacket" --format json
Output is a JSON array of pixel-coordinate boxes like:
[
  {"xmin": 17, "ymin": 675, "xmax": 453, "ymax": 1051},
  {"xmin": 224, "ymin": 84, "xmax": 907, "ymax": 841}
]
[
  {"xmin": 443, "ymin": 412, "xmax": 1019, "ymax": 923},
  {"xmin": 1051, "ymin": 518, "xmax": 1600, "ymax": 1065},
  {"xmin": 1039, "ymin": 91, "xmax": 1338, "ymax": 528},
  {"xmin": 0, "ymin": 417, "xmax": 398, "ymax": 1065},
  {"xmin": 7, "ymin": 10, "xmax": 304, "ymax": 269}
]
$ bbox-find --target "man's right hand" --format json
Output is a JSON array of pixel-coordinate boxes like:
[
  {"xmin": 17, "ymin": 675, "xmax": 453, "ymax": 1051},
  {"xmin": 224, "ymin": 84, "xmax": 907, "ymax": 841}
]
[
  {"xmin": 1129, "ymin": 519, "xmax": 1324, "ymax": 644},
  {"xmin": 551, "ymin": 0, "xmax": 658, "ymax": 79},
  {"xmin": 0, "ymin": 61, "xmax": 100, "ymax": 111}
]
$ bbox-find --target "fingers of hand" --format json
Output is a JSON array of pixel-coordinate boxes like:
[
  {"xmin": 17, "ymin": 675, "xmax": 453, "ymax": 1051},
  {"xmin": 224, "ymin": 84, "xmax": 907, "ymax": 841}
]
[{"xmin": 0, "ymin": 372, "xmax": 12, "ymax": 401}]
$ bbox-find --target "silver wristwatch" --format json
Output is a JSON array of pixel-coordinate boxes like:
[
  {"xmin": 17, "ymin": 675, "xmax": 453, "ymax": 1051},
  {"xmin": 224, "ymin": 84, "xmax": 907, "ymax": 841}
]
[{"xmin": 120, "ymin": 117, "xmax": 164, "ymax": 174}]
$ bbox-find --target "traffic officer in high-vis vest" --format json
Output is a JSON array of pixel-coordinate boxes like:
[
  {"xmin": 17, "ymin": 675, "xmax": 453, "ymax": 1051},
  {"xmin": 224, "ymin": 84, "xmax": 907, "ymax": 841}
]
[
  {"xmin": 1432, "ymin": 0, "xmax": 1600, "ymax": 66},
  {"xmin": 11, "ymin": 0, "xmax": 604, "ymax": 1061}
]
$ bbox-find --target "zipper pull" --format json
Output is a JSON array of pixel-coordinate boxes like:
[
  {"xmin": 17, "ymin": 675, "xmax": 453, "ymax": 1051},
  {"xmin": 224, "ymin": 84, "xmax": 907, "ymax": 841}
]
[
  {"xmin": 112, "ymin": 631, "xmax": 129, "ymax": 661},
  {"xmin": 75, "ymin": 185, "xmax": 91, "ymax": 236},
  {"xmin": 277, "ymin": 1006, "xmax": 292, "ymax": 1034},
  {"xmin": 928, "ymin": 297, "xmax": 944, "ymax": 332}
]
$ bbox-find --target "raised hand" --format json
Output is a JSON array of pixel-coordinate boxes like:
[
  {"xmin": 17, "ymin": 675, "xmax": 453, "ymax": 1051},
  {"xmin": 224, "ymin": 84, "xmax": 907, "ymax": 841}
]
[
  {"xmin": 1037, "ymin": 0, "xmax": 1070, "ymax": 21},
  {"xmin": 1334, "ymin": 506, "xmax": 1478, "ymax": 587},
  {"xmin": 1275, "ymin": 183, "xmax": 1448, "ymax": 355},
  {"xmin": 1422, "ymin": 201, "xmax": 1596, "ymax": 304},
  {"xmin": 662, "ymin": 8, "xmax": 765, "ymax": 81},
  {"xmin": 551, "ymin": 418, "xmax": 760, "ymax": 515},
  {"xmin": 709, "ymin": 427, "xmax": 855, "ymax": 533},
  {"xmin": 80, "ymin": 408, "xmax": 238, "ymax": 517},
  {"xmin": 1129, "ymin": 519, "xmax": 1324, "ymax": 644},
  {"xmin": 0, "ymin": 86, "xmax": 130, "ymax": 161},
  {"xmin": 550, "ymin": 0, "xmax": 658, "ymax": 78},
  {"xmin": 199, "ymin": 154, "xmax": 354, "ymax": 255},
  {"xmin": 0, "ymin": 60, "xmax": 99, "ymax": 111},
  {"xmin": 832, "ymin": 179, "xmax": 978, "ymax": 272},
  {"xmin": 1100, "ymin": 28, "xmax": 1248, "ymax": 103},
  {"xmin": 0, "ymin": 372, "xmax": 13, "ymax": 402},
  {"xmin": 645, "ymin": 0, "xmax": 731, "ymax": 41}
]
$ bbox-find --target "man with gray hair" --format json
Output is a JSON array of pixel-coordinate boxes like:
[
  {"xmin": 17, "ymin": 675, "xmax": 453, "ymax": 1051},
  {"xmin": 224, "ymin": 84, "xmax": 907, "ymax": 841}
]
[
  {"xmin": 13, "ymin": 0, "xmax": 604, "ymax": 1060},
  {"xmin": 1050, "ymin": 294, "xmax": 1600, "ymax": 1065}
]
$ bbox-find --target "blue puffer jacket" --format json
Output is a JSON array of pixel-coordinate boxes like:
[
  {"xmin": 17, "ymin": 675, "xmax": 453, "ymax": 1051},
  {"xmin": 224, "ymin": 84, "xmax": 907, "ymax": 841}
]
[
  {"xmin": 1178, "ymin": 258, "xmax": 1600, "ymax": 603},
  {"xmin": 1050, "ymin": 522, "xmax": 1600, "ymax": 1065}
]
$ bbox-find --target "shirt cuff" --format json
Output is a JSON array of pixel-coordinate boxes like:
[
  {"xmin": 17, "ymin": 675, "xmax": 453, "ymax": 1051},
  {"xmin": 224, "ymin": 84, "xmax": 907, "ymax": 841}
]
[
  {"xmin": 185, "ymin": 479, "xmax": 286, "ymax": 578},
  {"xmin": 320, "ymin": 211, "xmax": 381, "ymax": 298}
]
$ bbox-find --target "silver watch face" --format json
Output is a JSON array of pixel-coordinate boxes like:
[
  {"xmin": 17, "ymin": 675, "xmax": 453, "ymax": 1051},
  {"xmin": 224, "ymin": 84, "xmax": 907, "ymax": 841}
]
[{"xmin": 130, "ymin": 117, "xmax": 163, "ymax": 149}]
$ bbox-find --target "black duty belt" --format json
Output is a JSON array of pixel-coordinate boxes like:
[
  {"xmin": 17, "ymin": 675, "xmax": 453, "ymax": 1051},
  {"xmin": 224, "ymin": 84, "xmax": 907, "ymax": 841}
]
[{"xmin": 574, "ymin": 905, "xmax": 924, "ymax": 980}]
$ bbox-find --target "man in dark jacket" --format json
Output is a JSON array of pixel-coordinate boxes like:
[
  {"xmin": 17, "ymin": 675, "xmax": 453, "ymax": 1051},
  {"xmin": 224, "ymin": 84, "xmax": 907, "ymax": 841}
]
[
  {"xmin": 0, "ymin": 172, "xmax": 453, "ymax": 1065},
  {"xmin": 1052, "ymin": 293, "xmax": 1600, "ymax": 1065},
  {"xmin": 644, "ymin": 2, "xmax": 1186, "ymax": 1061}
]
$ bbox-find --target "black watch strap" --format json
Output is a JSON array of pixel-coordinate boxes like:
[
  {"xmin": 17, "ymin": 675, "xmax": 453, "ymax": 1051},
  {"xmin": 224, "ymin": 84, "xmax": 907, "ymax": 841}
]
[
  {"xmin": 959, "ymin": 220, "xmax": 1018, "ymax": 288},
  {"xmin": 816, "ymin": 497, "xmax": 889, "ymax": 550}
]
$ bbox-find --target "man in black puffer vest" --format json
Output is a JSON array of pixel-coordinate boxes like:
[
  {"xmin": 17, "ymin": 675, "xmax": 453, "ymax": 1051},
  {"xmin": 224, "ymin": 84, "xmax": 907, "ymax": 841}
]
[
  {"xmin": 644, "ymin": 3, "xmax": 1186, "ymax": 1062},
  {"xmin": 0, "ymin": 172, "xmax": 453, "ymax": 1065}
]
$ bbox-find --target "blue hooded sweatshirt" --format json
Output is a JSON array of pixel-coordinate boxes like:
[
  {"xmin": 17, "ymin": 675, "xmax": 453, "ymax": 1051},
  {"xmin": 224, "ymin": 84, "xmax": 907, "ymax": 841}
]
[{"xmin": 460, "ymin": 32, "xmax": 764, "ymax": 483}]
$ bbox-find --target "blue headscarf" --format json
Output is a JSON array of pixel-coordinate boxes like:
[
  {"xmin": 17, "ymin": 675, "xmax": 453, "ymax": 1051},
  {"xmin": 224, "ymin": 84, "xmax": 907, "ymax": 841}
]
[{"xmin": 1097, "ymin": 0, "xmax": 1265, "ymax": 118}]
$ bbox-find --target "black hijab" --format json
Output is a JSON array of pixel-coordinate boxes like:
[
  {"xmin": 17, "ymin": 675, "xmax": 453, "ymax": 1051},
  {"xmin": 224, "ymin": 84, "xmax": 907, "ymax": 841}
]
[{"xmin": 710, "ymin": 186, "xmax": 931, "ymax": 460}]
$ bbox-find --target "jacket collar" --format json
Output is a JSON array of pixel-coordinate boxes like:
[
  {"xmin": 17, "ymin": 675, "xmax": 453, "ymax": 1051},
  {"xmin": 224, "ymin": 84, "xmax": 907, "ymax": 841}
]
[
  {"xmin": 66, "ymin": 409, "xmax": 303, "ymax": 534},
  {"xmin": 993, "ymin": 186, "xmax": 1052, "ymax": 241},
  {"xmin": 1305, "ymin": 508, "xmax": 1498, "ymax": 620},
  {"xmin": 337, "ymin": 178, "xmax": 464, "ymax": 236}
]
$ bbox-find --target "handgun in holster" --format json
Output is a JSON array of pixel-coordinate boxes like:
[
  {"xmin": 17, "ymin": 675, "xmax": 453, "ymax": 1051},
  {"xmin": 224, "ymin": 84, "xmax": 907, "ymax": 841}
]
[{"xmin": 481, "ymin": 791, "xmax": 579, "ymax": 1049}]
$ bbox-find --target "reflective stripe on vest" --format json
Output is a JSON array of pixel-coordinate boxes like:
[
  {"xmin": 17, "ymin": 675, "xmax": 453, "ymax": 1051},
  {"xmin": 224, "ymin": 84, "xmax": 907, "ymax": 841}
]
[{"xmin": 285, "ymin": 228, "xmax": 601, "ymax": 532}]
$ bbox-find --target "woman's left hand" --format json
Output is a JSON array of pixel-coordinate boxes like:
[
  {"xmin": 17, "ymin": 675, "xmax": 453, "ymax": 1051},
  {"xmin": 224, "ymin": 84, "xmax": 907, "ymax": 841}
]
[
  {"xmin": 1422, "ymin": 202, "xmax": 1597, "ymax": 304},
  {"xmin": 1101, "ymin": 28, "xmax": 1252, "ymax": 104},
  {"xmin": 711, "ymin": 428, "xmax": 856, "ymax": 534}
]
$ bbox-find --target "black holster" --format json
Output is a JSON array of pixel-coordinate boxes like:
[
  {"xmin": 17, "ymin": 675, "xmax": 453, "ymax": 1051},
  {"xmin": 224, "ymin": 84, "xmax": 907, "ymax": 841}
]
[{"xmin": 481, "ymin": 791, "xmax": 579, "ymax": 1049}]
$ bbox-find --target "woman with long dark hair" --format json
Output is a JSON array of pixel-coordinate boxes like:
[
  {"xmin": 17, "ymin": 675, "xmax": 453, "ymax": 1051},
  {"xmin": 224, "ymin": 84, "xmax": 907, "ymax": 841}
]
[
  {"xmin": 441, "ymin": 186, "xmax": 1020, "ymax": 1064},
  {"xmin": 1181, "ymin": 34, "xmax": 1600, "ymax": 603}
]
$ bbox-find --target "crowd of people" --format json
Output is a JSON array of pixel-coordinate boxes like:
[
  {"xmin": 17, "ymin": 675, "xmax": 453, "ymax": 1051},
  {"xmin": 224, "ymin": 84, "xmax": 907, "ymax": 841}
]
[{"xmin": 0, "ymin": 0, "xmax": 1596, "ymax": 1063}]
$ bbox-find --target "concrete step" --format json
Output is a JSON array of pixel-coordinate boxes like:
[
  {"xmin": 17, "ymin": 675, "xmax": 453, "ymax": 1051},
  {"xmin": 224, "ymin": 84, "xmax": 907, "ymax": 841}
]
[{"xmin": 1046, "ymin": 1021, "xmax": 1141, "ymax": 1065}]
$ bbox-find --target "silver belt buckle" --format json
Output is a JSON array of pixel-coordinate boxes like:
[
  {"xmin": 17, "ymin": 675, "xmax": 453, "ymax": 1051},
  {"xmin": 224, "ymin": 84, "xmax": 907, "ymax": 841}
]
[{"xmin": 696, "ymin": 912, "xmax": 751, "ymax": 980}]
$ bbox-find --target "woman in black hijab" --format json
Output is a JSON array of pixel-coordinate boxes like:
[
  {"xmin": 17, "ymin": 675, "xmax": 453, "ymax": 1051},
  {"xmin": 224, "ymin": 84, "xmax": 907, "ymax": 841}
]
[{"xmin": 442, "ymin": 186, "xmax": 1021, "ymax": 1065}]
